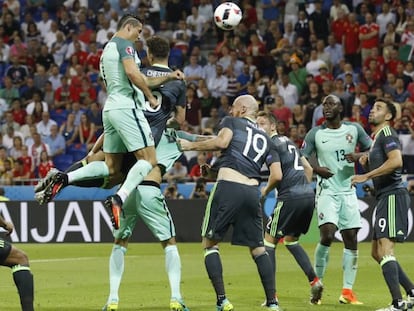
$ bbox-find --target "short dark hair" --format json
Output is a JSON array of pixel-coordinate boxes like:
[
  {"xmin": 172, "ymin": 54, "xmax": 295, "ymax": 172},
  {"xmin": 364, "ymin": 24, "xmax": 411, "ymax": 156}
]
[
  {"xmin": 146, "ymin": 36, "xmax": 170, "ymax": 59},
  {"xmin": 117, "ymin": 13, "xmax": 142, "ymax": 30},
  {"xmin": 257, "ymin": 111, "xmax": 278, "ymax": 125}
]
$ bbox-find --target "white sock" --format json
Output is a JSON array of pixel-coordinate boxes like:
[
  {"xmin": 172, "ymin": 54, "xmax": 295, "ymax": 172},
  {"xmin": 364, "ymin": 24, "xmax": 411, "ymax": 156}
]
[
  {"xmin": 165, "ymin": 245, "xmax": 182, "ymax": 300},
  {"xmin": 108, "ymin": 244, "xmax": 127, "ymax": 304}
]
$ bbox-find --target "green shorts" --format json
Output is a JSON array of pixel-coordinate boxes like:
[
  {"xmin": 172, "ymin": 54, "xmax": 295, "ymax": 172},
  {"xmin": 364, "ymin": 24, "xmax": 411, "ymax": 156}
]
[
  {"xmin": 103, "ymin": 108, "xmax": 154, "ymax": 153},
  {"xmin": 156, "ymin": 129, "xmax": 183, "ymax": 172},
  {"xmin": 315, "ymin": 193, "xmax": 362, "ymax": 231},
  {"xmin": 114, "ymin": 184, "xmax": 176, "ymax": 241}
]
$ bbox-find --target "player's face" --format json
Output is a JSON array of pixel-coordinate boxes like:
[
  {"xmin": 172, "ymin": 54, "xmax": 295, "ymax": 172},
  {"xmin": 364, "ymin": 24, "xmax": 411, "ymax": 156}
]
[
  {"xmin": 322, "ymin": 97, "xmax": 340, "ymax": 120},
  {"xmin": 256, "ymin": 116, "xmax": 271, "ymax": 135},
  {"xmin": 128, "ymin": 23, "xmax": 142, "ymax": 41},
  {"xmin": 369, "ymin": 101, "xmax": 390, "ymax": 125}
]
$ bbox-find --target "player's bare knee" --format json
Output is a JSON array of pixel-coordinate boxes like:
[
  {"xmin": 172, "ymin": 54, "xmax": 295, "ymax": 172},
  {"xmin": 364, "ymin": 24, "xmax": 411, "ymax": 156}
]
[{"xmin": 7, "ymin": 247, "xmax": 30, "ymax": 267}]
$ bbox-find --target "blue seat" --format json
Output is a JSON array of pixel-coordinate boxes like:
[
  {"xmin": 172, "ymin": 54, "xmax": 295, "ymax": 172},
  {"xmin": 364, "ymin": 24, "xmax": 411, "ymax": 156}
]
[
  {"xmin": 66, "ymin": 144, "xmax": 87, "ymax": 162},
  {"xmin": 53, "ymin": 154, "xmax": 74, "ymax": 172}
]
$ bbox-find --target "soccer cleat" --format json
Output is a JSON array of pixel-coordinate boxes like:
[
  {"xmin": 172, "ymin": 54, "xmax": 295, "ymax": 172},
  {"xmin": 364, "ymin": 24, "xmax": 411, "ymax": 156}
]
[
  {"xmin": 102, "ymin": 302, "xmax": 118, "ymax": 311},
  {"xmin": 34, "ymin": 168, "xmax": 59, "ymax": 193},
  {"xmin": 376, "ymin": 301, "xmax": 410, "ymax": 311},
  {"xmin": 104, "ymin": 194, "xmax": 123, "ymax": 230},
  {"xmin": 407, "ymin": 295, "xmax": 414, "ymax": 310},
  {"xmin": 42, "ymin": 172, "xmax": 68, "ymax": 203},
  {"xmin": 310, "ymin": 278, "xmax": 323, "ymax": 305},
  {"xmin": 170, "ymin": 298, "xmax": 190, "ymax": 311},
  {"xmin": 266, "ymin": 303, "xmax": 283, "ymax": 310},
  {"xmin": 339, "ymin": 288, "xmax": 363, "ymax": 305},
  {"xmin": 216, "ymin": 298, "xmax": 234, "ymax": 311}
]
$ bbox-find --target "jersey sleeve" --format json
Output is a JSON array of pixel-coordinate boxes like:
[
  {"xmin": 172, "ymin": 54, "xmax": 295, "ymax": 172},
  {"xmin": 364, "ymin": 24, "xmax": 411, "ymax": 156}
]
[
  {"xmin": 301, "ymin": 127, "xmax": 317, "ymax": 158},
  {"xmin": 355, "ymin": 122, "xmax": 372, "ymax": 151},
  {"xmin": 117, "ymin": 39, "xmax": 135, "ymax": 60},
  {"xmin": 163, "ymin": 80, "xmax": 186, "ymax": 108},
  {"xmin": 218, "ymin": 116, "xmax": 233, "ymax": 131},
  {"xmin": 381, "ymin": 134, "xmax": 401, "ymax": 154},
  {"xmin": 266, "ymin": 142, "xmax": 281, "ymax": 167}
]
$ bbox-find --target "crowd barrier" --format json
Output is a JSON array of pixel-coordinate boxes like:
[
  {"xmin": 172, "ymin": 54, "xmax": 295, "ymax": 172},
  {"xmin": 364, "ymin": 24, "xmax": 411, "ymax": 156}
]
[{"xmin": 0, "ymin": 196, "xmax": 413, "ymax": 243}]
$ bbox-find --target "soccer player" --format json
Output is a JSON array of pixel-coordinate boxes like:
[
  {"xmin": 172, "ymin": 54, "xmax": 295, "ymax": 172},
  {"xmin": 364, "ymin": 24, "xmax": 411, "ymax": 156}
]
[
  {"xmin": 102, "ymin": 36, "xmax": 189, "ymax": 311},
  {"xmin": 42, "ymin": 14, "xmax": 184, "ymax": 230},
  {"xmin": 301, "ymin": 94, "xmax": 372, "ymax": 304},
  {"xmin": 178, "ymin": 95, "xmax": 282, "ymax": 311},
  {"xmin": 256, "ymin": 111, "xmax": 323, "ymax": 305},
  {"xmin": 351, "ymin": 98, "xmax": 414, "ymax": 311},
  {"xmin": 0, "ymin": 214, "xmax": 34, "ymax": 311}
]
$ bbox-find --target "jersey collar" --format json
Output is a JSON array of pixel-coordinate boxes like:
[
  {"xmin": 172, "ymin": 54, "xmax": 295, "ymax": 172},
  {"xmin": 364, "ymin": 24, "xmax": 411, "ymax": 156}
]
[{"xmin": 152, "ymin": 63, "xmax": 170, "ymax": 69}]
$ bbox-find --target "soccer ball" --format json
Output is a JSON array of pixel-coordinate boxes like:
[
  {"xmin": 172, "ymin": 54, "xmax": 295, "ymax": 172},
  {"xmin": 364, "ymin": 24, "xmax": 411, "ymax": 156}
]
[{"xmin": 214, "ymin": 2, "xmax": 242, "ymax": 31}]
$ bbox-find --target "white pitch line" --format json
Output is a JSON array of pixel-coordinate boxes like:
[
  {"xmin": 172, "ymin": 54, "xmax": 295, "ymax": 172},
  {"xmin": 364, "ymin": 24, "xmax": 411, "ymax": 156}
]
[{"xmin": 31, "ymin": 255, "xmax": 141, "ymax": 263}]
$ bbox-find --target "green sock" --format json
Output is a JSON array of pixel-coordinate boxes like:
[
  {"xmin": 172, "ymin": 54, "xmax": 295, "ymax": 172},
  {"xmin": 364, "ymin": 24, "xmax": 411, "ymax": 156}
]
[
  {"xmin": 343, "ymin": 248, "xmax": 358, "ymax": 289},
  {"xmin": 165, "ymin": 245, "xmax": 182, "ymax": 301},
  {"xmin": 314, "ymin": 243, "xmax": 330, "ymax": 280},
  {"xmin": 117, "ymin": 160, "xmax": 152, "ymax": 202},
  {"xmin": 108, "ymin": 244, "xmax": 127, "ymax": 304},
  {"xmin": 67, "ymin": 161, "xmax": 109, "ymax": 184}
]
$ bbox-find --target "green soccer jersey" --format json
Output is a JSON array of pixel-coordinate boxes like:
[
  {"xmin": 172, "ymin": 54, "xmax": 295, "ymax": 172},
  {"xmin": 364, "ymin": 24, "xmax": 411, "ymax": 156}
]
[
  {"xmin": 301, "ymin": 121, "xmax": 372, "ymax": 195},
  {"xmin": 100, "ymin": 36, "xmax": 145, "ymax": 111}
]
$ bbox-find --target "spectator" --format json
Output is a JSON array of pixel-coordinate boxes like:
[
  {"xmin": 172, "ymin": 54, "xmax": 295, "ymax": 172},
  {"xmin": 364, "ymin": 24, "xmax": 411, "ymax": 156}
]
[
  {"xmin": 185, "ymin": 86, "xmax": 202, "ymax": 132},
  {"xmin": 26, "ymin": 21, "xmax": 42, "ymax": 43},
  {"xmin": 331, "ymin": 8, "xmax": 348, "ymax": 46},
  {"xmin": 37, "ymin": 10, "xmax": 53, "ymax": 40},
  {"xmin": 78, "ymin": 113, "xmax": 96, "ymax": 150},
  {"xmin": 190, "ymin": 177, "xmax": 209, "ymax": 199},
  {"xmin": 272, "ymin": 95, "xmax": 292, "ymax": 128},
  {"xmin": 44, "ymin": 124, "xmax": 66, "ymax": 157},
  {"xmin": 9, "ymin": 136, "xmax": 24, "ymax": 160},
  {"xmin": 343, "ymin": 13, "xmax": 361, "ymax": 70},
  {"xmin": 0, "ymin": 158, "xmax": 14, "ymax": 185},
  {"xmin": 36, "ymin": 150, "xmax": 54, "ymax": 179},
  {"xmin": 203, "ymin": 107, "xmax": 220, "ymax": 134},
  {"xmin": 288, "ymin": 55, "xmax": 307, "ymax": 96},
  {"xmin": 332, "ymin": 78, "xmax": 353, "ymax": 118},
  {"xmin": 36, "ymin": 45, "xmax": 55, "ymax": 72},
  {"xmin": 236, "ymin": 64, "xmax": 251, "ymax": 96},
  {"xmin": 0, "ymin": 77, "xmax": 19, "ymax": 107},
  {"xmin": 18, "ymin": 145, "xmax": 33, "ymax": 177},
  {"xmin": 33, "ymin": 64, "xmax": 50, "ymax": 92},
  {"xmin": 184, "ymin": 55, "xmax": 204, "ymax": 86},
  {"xmin": 20, "ymin": 114, "xmax": 35, "ymax": 142},
  {"xmin": 359, "ymin": 13, "xmax": 379, "ymax": 62},
  {"xmin": 309, "ymin": 0, "xmax": 329, "ymax": 42},
  {"xmin": 3, "ymin": 126, "xmax": 23, "ymax": 151},
  {"xmin": 163, "ymin": 182, "xmax": 185, "ymax": 200},
  {"xmin": 294, "ymin": 10, "xmax": 311, "ymax": 48},
  {"xmin": 186, "ymin": 6, "xmax": 208, "ymax": 53},
  {"xmin": 9, "ymin": 35, "xmax": 28, "ymax": 64},
  {"xmin": 164, "ymin": 160, "xmax": 188, "ymax": 184},
  {"xmin": 21, "ymin": 77, "xmax": 41, "ymax": 106},
  {"xmin": 60, "ymin": 112, "xmax": 79, "ymax": 148},
  {"xmin": 12, "ymin": 158, "xmax": 31, "ymax": 185},
  {"xmin": 189, "ymin": 152, "xmax": 207, "ymax": 181},
  {"xmin": 277, "ymin": 72, "xmax": 299, "ymax": 110},
  {"xmin": 393, "ymin": 77, "xmax": 411, "ymax": 103},
  {"xmin": 330, "ymin": 0, "xmax": 349, "ymax": 21},
  {"xmin": 50, "ymin": 31, "xmax": 68, "ymax": 67},
  {"xmin": 395, "ymin": 5, "xmax": 408, "ymax": 36},
  {"xmin": 172, "ymin": 20, "xmax": 192, "ymax": 55},
  {"xmin": 1, "ymin": 111, "xmax": 20, "ymax": 134},
  {"xmin": 26, "ymin": 91, "xmax": 48, "ymax": 117},
  {"xmin": 306, "ymin": 49, "xmax": 327, "ymax": 77},
  {"xmin": 36, "ymin": 111, "xmax": 57, "ymax": 139},
  {"xmin": 376, "ymin": 2, "xmax": 395, "ymax": 38},
  {"xmin": 54, "ymin": 76, "xmax": 73, "ymax": 109},
  {"xmin": 217, "ymin": 95, "xmax": 231, "ymax": 120},
  {"xmin": 28, "ymin": 132, "xmax": 50, "ymax": 169}
]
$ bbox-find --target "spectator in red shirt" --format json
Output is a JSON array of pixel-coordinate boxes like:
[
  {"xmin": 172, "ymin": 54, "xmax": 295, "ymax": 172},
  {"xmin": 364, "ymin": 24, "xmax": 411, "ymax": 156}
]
[
  {"xmin": 343, "ymin": 13, "xmax": 361, "ymax": 69},
  {"xmin": 189, "ymin": 152, "xmax": 207, "ymax": 181},
  {"xmin": 86, "ymin": 41, "xmax": 102, "ymax": 72},
  {"xmin": 271, "ymin": 95, "xmax": 292, "ymax": 128},
  {"xmin": 314, "ymin": 64, "xmax": 334, "ymax": 86},
  {"xmin": 10, "ymin": 98, "xmax": 27, "ymax": 126},
  {"xmin": 242, "ymin": 0, "xmax": 258, "ymax": 29},
  {"xmin": 37, "ymin": 150, "xmax": 53, "ymax": 178},
  {"xmin": 358, "ymin": 13, "xmax": 379, "ymax": 62},
  {"xmin": 19, "ymin": 145, "xmax": 34, "ymax": 178},
  {"xmin": 13, "ymin": 158, "xmax": 31, "ymax": 185},
  {"xmin": 331, "ymin": 8, "xmax": 349, "ymax": 46}
]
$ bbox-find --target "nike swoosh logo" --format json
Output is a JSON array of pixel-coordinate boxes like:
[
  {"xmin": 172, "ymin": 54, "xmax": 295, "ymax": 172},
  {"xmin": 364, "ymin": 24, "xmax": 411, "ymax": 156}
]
[{"xmin": 322, "ymin": 140, "xmax": 328, "ymax": 143}]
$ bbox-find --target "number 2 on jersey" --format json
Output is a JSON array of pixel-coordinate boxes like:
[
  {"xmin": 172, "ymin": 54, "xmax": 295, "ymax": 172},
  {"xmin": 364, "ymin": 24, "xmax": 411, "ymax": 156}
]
[{"xmin": 288, "ymin": 144, "xmax": 304, "ymax": 170}]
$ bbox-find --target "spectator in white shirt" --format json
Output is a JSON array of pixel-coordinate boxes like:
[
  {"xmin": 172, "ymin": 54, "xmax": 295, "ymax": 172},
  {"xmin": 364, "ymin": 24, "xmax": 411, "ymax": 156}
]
[
  {"xmin": 36, "ymin": 111, "xmax": 57, "ymax": 139},
  {"xmin": 183, "ymin": 55, "xmax": 204, "ymax": 86},
  {"xmin": 207, "ymin": 64, "xmax": 228, "ymax": 100},
  {"xmin": 277, "ymin": 72, "xmax": 299, "ymax": 110},
  {"xmin": 306, "ymin": 49, "xmax": 327, "ymax": 77}
]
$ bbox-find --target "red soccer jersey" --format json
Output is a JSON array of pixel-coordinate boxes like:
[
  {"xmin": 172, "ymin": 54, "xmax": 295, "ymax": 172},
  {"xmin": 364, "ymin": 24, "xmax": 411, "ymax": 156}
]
[
  {"xmin": 331, "ymin": 18, "xmax": 349, "ymax": 46},
  {"xmin": 12, "ymin": 109, "xmax": 27, "ymax": 125},
  {"xmin": 359, "ymin": 23, "xmax": 379, "ymax": 49},
  {"xmin": 343, "ymin": 21, "xmax": 360, "ymax": 54},
  {"xmin": 37, "ymin": 160, "xmax": 54, "ymax": 178}
]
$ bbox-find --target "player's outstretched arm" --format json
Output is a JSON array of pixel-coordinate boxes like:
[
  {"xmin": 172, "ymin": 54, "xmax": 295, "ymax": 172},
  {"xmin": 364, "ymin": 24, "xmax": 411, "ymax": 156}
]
[{"xmin": 177, "ymin": 128, "xmax": 232, "ymax": 151}]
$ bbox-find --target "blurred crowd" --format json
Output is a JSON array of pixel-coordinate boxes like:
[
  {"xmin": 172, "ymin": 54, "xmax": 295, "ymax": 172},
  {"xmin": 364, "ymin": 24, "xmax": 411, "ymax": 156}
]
[{"xmin": 0, "ymin": 0, "xmax": 413, "ymax": 186}]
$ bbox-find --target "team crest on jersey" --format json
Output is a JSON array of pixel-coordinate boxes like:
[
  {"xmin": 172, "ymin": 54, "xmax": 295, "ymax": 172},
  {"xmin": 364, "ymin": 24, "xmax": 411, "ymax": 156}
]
[
  {"xmin": 125, "ymin": 46, "xmax": 134, "ymax": 56},
  {"xmin": 319, "ymin": 212, "xmax": 324, "ymax": 220},
  {"xmin": 346, "ymin": 133, "xmax": 353, "ymax": 144}
]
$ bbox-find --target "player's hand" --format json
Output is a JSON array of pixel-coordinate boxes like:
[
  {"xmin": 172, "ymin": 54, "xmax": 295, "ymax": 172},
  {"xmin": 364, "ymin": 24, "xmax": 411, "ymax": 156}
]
[
  {"xmin": 170, "ymin": 70, "xmax": 185, "ymax": 80},
  {"xmin": 345, "ymin": 153, "xmax": 359, "ymax": 163},
  {"xmin": 200, "ymin": 163, "xmax": 211, "ymax": 177},
  {"xmin": 2, "ymin": 221, "xmax": 14, "ymax": 236},
  {"xmin": 176, "ymin": 138, "xmax": 191, "ymax": 151},
  {"xmin": 351, "ymin": 174, "xmax": 368, "ymax": 187},
  {"xmin": 148, "ymin": 96, "xmax": 159, "ymax": 109},
  {"xmin": 316, "ymin": 166, "xmax": 334, "ymax": 179},
  {"xmin": 359, "ymin": 154, "xmax": 368, "ymax": 166}
]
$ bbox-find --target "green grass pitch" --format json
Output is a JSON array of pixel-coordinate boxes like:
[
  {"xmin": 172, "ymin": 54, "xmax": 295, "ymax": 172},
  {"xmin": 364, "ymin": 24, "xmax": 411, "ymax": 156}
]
[{"xmin": 0, "ymin": 242, "xmax": 412, "ymax": 310}]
